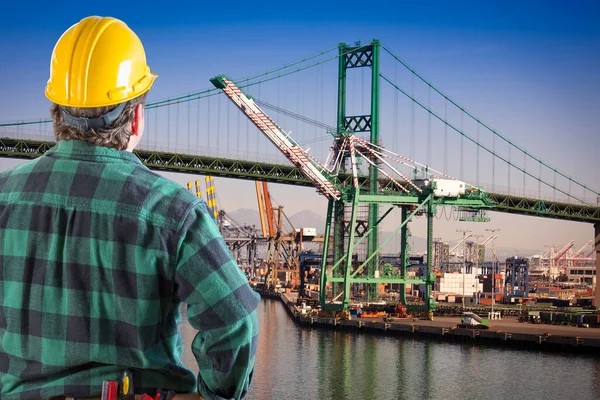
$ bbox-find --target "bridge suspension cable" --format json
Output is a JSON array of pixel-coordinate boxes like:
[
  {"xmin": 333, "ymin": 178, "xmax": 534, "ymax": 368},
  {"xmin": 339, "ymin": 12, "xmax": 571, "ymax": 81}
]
[
  {"xmin": 134, "ymin": 43, "xmax": 364, "ymax": 113},
  {"xmin": 0, "ymin": 45, "xmax": 343, "ymax": 127},
  {"xmin": 2, "ymin": 42, "xmax": 596, "ymax": 207},
  {"xmin": 379, "ymin": 72, "xmax": 592, "ymax": 206},
  {"xmin": 381, "ymin": 45, "xmax": 599, "ymax": 199},
  {"xmin": 129, "ymin": 45, "xmax": 343, "ymax": 110},
  {"xmin": 255, "ymin": 100, "xmax": 335, "ymax": 132}
]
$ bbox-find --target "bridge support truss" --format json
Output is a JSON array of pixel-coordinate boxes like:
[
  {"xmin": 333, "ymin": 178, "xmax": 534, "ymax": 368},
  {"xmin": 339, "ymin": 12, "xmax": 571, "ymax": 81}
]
[{"xmin": 0, "ymin": 139, "xmax": 598, "ymax": 223}]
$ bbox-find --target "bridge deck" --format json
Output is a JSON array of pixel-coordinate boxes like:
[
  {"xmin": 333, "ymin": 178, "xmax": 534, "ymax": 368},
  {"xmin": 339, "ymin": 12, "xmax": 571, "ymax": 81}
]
[{"xmin": 1, "ymin": 138, "xmax": 598, "ymax": 223}]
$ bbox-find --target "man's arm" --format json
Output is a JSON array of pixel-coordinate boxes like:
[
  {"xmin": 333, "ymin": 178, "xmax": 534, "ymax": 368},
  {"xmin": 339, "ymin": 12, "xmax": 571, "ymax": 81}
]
[{"xmin": 174, "ymin": 203, "xmax": 260, "ymax": 400}]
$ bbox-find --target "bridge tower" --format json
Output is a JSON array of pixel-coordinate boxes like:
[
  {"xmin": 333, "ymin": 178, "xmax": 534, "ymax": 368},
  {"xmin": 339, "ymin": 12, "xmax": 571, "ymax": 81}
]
[
  {"xmin": 325, "ymin": 40, "xmax": 433, "ymax": 310},
  {"xmin": 333, "ymin": 40, "xmax": 381, "ymax": 302}
]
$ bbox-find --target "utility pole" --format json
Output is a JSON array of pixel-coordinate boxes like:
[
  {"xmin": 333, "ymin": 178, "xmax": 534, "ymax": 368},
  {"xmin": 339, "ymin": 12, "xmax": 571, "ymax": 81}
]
[
  {"xmin": 472, "ymin": 234, "xmax": 484, "ymax": 273},
  {"xmin": 486, "ymin": 228, "xmax": 500, "ymax": 316},
  {"xmin": 457, "ymin": 229, "xmax": 472, "ymax": 309},
  {"xmin": 472, "ymin": 234, "xmax": 484, "ymax": 305}
]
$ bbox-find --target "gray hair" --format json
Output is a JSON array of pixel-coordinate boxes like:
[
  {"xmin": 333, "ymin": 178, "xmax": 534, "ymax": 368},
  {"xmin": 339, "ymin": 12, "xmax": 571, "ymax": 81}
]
[{"xmin": 50, "ymin": 93, "xmax": 147, "ymax": 150}]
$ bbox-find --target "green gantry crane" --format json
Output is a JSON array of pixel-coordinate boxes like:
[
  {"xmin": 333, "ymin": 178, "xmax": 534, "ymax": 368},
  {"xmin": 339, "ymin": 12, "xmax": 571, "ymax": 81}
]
[{"xmin": 211, "ymin": 40, "xmax": 494, "ymax": 315}]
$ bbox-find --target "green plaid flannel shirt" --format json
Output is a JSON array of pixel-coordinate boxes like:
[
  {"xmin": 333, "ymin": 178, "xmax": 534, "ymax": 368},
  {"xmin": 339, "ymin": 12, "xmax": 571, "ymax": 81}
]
[{"xmin": 0, "ymin": 140, "xmax": 260, "ymax": 400}]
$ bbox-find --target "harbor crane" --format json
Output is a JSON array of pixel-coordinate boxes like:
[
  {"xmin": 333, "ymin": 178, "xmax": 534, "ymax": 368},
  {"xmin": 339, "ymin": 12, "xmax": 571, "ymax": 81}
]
[
  {"xmin": 211, "ymin": 41, "xmax": 493, "ymax": 313},
  {"xmin": 449, "ymin": 234, "xmax": 497, "ymax": 260},
  {"xmin": 255, "ymin": 181, "xmax": 301, "ymax": 289}
]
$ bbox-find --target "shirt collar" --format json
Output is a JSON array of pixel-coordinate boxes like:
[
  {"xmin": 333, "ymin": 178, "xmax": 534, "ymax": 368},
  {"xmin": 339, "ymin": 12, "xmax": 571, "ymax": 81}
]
[{"xmin": 46, "ymin": 140, "xmax": 144, "ymax": 166}]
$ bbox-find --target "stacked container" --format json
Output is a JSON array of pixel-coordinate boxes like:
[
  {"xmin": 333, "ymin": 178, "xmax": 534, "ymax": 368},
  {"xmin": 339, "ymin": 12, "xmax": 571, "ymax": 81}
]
[{"xmin": 435, "ymin": 272, "xmax": 483, "ymax": 296}]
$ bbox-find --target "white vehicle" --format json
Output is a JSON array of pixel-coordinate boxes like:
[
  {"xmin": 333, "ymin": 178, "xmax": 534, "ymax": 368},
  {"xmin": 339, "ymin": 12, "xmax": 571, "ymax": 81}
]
[{"xmin": 458, "ymin": 312, "xmax": 489, "ymax": 329}]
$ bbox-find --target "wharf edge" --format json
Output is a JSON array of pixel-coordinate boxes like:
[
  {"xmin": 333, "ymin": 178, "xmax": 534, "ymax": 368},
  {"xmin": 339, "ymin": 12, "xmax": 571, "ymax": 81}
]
[{"xmin": 255, "ymin": 289, "xmax": 600, "ymax": 355}]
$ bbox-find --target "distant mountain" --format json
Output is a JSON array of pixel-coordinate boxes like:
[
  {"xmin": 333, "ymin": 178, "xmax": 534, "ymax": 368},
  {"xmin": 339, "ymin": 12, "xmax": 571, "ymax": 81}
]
[
  {"xmin": 224, "ymin": 208, "xmax": 261, "ymax": 229},
  {"xmin": 225, "ymin": 208, "xmax": 328, "ymax": 233},
  {"xmin": 289, "ymin": 210, "xmax": 326, "ymax": 231}
]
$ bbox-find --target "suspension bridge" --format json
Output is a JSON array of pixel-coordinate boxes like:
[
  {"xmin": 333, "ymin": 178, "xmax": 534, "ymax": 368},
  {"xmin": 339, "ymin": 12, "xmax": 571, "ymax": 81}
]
[{"xmin": 1, "ymin": 40, "xmax": 598, "ymax": 309}]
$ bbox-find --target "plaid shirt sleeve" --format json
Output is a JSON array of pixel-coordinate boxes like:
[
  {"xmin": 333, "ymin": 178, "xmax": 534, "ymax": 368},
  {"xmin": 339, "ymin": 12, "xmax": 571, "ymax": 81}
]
[{"xmin": 174, "ymin": 202, "xmax": 260, "ymax": 400}]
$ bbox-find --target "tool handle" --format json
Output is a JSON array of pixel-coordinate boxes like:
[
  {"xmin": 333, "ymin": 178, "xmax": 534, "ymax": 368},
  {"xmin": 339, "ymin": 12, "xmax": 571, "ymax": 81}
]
[{"xmin": 101, "ymin": 380, "xmax": 118, "ymax": 400}]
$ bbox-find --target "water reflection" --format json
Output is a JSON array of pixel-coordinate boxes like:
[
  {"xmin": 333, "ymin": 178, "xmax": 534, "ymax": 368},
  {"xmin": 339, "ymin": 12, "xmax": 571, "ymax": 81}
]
[
  {"xmin": 422, "ymin": 341, "xmax": 432, "ymax": 399},
  {"xmin": 394, "ymin": 340, "xmax": 406, "ymax": 398},
  {"xmin": 180, "ymin": 300, "xmax": 600, "ymax": 400}
]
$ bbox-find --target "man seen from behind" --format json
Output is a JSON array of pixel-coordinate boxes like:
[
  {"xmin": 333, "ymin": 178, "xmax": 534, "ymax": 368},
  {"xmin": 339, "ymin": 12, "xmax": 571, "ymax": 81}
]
[{"xmin": 0, "ymin": 15, "xmax": 260, "ymax": 400}]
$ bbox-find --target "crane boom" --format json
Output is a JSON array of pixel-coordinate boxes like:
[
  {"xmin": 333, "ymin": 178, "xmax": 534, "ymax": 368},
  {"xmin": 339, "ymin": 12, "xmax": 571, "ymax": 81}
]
[
  {"xmin": 554, "ymin": 240, "xmax": 574, "ymax": 261},
  {"xmin": 481, "ymin": 235, "xmax": 498, "ymax": 247},
  {"xmin": 586, "ymin": 249, "xmax": 595, "ymax": 258},
  {"xmin": 449, "ymin": 236, "xmax": 471, "ymax": 256},
  {"xmin": 255, "ymin": 181, "xmax": 276, "ymax": 238},
  {"xmin": 574, "ymin": 240, "xmax": 593, "ymax": 257},
  {"xmin": 262, "ymin": 182, "xmax": 276, "ymax": 237},
  {"xmin": 255, "ymin": 182, "xmax": 268, "ymax": 238},
  {"xmin": 211, "ymin": 75, "xmax": 341, "ymax": 200}
]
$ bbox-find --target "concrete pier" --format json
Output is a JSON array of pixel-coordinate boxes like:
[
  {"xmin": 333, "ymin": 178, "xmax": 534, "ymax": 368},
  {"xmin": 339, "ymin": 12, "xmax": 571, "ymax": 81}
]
[{"xmin": 271, "ymin": 291, "xmax": 600, "ymax": 354}]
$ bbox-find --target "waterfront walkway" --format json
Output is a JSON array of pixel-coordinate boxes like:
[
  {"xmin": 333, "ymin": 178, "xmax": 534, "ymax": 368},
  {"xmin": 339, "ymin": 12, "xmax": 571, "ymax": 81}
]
[{"xmin": 413, "ymin": 315, "xmax": 600, "ymax": 339}]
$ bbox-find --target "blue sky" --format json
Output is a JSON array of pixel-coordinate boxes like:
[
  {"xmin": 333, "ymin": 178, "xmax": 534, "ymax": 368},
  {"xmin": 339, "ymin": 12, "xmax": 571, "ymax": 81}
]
[{"xmin": 0, "ymin": 0, "xmax": 598, "ymax": 254}]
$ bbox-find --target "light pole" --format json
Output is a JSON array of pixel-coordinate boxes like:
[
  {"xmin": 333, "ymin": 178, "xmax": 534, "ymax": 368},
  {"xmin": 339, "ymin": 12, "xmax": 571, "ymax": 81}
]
[
  {"xmin": 457, "ymin": 229, "xmax": 472, "ymax": 309},
  {"xmin": 472, "ymin": 234, "xmax": 484, "ymax": 273},
  {"xmin": 486, "ymin": 228, "xmax": 501, "ymax": 316},
  {"xmin": 472, "ymin": 234, "xmax": 484, "ymax": 305}
]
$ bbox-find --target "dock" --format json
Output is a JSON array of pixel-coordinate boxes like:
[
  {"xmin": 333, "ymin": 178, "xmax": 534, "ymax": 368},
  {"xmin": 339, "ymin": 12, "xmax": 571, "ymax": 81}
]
[{"xmin": 260, "ymin": 290, "xmax": 600, "ymax": 354}]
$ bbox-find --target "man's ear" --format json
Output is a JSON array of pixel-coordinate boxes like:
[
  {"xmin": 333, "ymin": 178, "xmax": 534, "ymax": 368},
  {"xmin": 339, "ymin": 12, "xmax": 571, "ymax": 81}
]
[{"xmin": 131, "ymin": 103, "xmax": 145, "ymax": 136}]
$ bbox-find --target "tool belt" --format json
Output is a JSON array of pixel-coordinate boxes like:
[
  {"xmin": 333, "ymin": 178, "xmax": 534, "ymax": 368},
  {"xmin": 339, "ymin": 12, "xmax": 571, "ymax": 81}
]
[
  {"xmin": 54, "ymin": 395, "xmax": 203, "ymax": 400},
  {"xmin": 53, "ymin": 370, "xmax": 204, "ymax": 400}
]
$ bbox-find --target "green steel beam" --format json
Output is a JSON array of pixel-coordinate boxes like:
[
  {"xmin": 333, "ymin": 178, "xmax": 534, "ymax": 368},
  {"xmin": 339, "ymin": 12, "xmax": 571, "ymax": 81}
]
[
  {"xmin": 1, "ymin": 137, "xmax": 599, "ymax": 222},
  {"xmin": 319, "ymin": 199, "xmax": 334, "ymax": 306},
  {"xmin": 426, "ymin": 196, "xmax": 435, "ymax": 315},
  {"xmin": 342, "ymin": 188, "xmax": 361, "ymax": 309},
  {"xmin": 319, "ymin": 193, "xmax": 434, "ymax": 311},
  {"xmin": 333, "ymin": 42, "xmax": 348, "ymax": 304},
  {"xmin": 336, "ymin": 41, "xmax": 383, "ymax": 301},
  {"xmin": 329, "ymin": 207, "xmax": 394, "ymax": 277},
  {"xmin": 368, "ymin": 40, "xmax": 381, "ymax": 301},
  {"xmin": 328, "ymin": 277, "xmax": 427, "ymax": 284},
  {"xmin": 356, "ymin": 194, "xmax": 491, "ymax": 206},
  {"xmin": 399, "ymin": 207, "xmax": 409, "ymax": 305}
]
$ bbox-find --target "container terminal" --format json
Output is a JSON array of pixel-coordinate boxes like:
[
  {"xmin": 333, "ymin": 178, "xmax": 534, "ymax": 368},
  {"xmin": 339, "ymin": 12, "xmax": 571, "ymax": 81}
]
[
  {"xmin": 189, "ymin": 175, "xmax": 597, "ymax": 331},
  {"xmin": 207, "ymin": 73, "xmax": 598, "ymax": 313},
  {"xmin": 184, "ymin": 72, "xmax": 599, "ymax": 352},
  {"xmin": 243, "ymin": 240, "xmax": 598, "ymax": 355},
  {"xmin": 184, "ymin": 122, "xmax": 599, "ymax": 355},
  {"xmin": 181, "ymin": 67, "xmax": 599, "ymax": 351},
  {"xmin": 250, "ymin": 289, "xmax": 600, "ymax": 354}
]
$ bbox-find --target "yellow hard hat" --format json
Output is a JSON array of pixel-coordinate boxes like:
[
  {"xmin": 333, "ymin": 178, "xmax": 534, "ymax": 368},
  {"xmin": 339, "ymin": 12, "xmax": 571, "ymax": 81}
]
[{"xmin": 45, "ymin": 16, "xmax": 157, "ymax": 108}]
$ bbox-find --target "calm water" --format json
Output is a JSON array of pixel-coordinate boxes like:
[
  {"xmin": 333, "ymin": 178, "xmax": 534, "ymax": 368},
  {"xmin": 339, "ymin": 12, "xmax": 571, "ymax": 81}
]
[{"xmin": 181, "ymin": 299, "xmax": 600, "ymax": 400}]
